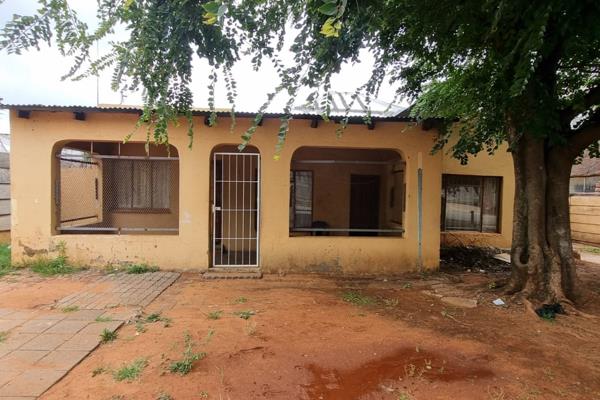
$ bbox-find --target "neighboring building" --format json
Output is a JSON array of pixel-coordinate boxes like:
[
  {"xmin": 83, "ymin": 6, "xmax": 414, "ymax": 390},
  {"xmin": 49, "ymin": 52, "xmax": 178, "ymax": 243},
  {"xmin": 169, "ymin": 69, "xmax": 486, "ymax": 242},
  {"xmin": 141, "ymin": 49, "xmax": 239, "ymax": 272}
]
[
  {"xmin": 3, "ymin": 103, "xmax": 514, "ymax": 273},
  {"xmin": 570, "ymin": 153, "xmax": 600, "ymax": 245},
  {"xmin": 0, "ymin": 133, "xmax": 10, "ymax": 237}
]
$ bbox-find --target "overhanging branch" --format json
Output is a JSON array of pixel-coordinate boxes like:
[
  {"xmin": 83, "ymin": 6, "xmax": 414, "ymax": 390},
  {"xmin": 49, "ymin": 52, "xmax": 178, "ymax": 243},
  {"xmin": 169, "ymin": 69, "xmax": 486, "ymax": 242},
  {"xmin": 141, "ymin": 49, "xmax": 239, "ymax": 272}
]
[
  {"xmin": 568, "ymin": 117, "xmax": 600, "ymax": 157},
  {"xmin": 561, "ymin": 85, "xmax": 600, "ymax": 126}
]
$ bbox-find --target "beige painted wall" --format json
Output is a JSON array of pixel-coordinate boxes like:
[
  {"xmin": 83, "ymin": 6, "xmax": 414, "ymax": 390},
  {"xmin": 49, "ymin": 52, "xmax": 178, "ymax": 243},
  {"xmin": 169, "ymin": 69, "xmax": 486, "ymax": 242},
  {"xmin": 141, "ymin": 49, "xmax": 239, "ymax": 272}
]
[
  {"xmin": 10, "ymin": 110, "xmax": 448, "ymax": 273},
  {"xmin": 440, "ymin": 138, "xmax": 515, "ymax": 249},
  {"xmin": 570, "ymin": 195, "xmax": 600, "ymax": 245}
]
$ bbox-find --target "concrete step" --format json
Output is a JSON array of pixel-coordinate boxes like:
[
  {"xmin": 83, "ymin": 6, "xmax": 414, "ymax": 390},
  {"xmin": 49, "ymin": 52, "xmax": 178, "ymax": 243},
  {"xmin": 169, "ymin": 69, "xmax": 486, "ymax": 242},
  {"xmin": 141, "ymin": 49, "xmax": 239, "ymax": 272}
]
[{"xmin": 203, "ymin": 269, "xmax": 263, "ymax": 280}]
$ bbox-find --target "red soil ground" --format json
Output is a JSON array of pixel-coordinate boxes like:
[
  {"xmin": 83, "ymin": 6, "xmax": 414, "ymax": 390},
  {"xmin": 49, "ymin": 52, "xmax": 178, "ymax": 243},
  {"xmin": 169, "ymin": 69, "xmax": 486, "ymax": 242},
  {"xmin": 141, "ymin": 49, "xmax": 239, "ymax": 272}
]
[{"xmin": 36, "ymin": 261, "xmax": 600, "ymax": 400}]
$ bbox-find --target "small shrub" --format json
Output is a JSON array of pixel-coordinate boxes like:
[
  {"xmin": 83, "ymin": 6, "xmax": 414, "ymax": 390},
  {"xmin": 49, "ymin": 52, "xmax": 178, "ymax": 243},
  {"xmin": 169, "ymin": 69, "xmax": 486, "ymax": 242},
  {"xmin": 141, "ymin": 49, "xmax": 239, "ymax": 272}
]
[
  {"xmin": 135, "ymin": 321, "xmax": 147, "ymax": 333},
  {"xmin": 95, "ymin": 315, "xmax": 113, "ymax": 323},
  {"xmin": 234, "ymin": 296, "xmax": 248, "ymax": 304},
  {"xmin": 61, "ymin": 305, "xmax": 80, "ymax": 313},
  {"xmin": 100, "ymin": 328, "xmax": 118, "ymax": 343},
  {"xmin": 169, "ymin": 333, "xmax": 206, "ymax": 376},
  {"xmin": 233, "ymin": 310, "xmax": 255, "ymax": 320},
  {"xmin": 342, "ymin": 291, "xmax": 375, "ymax": 306},
  {"xmin": 126, "ymin": 263, "xmax": 159, "ymax": 274},
  {"xmin": 207, "ymin": 310, "xmax": 223, "ymax": 320},
  {"xmin": 113, "ymin": 358, "xmax": 148, "ymax": 381}
]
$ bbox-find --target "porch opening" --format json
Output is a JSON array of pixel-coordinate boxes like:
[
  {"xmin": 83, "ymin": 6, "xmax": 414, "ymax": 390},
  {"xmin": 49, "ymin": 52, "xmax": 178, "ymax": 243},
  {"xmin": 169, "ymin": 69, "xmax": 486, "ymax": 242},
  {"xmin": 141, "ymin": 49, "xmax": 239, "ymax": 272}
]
[
  {"xmin": 210, "ymin": 145, "xmax": 260, "ymax": 267},
  {"xmin": 55, "ymin": 141, "xmax": 179, "ymax": 235},
  {"xmin": 290, "ymin": 147, "xmax": 405, "ymax": 237}
]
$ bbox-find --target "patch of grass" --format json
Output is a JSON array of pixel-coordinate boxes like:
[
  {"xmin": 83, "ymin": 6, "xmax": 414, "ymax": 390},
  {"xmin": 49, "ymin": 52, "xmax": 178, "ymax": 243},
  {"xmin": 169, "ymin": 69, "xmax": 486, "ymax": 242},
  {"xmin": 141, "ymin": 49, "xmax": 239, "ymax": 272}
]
[
  {"xmin": 342, "ymin": 291, "xmax": 375, "ymax": 306},
  {"xmin": 28, "ymin": 241, "xmax": 75, "ymax": 276},
  {"xmin": 156, "ymin": 393, "xmax": 173, "ymax": 400},
  {"xmin": 0, "ymin": 331, "xmax": 8, "ymax": 343},
  {"xmin": 0, "ymin": 244, "xmax": 12, "ymax": 276},
  {"xmin": 135, "ymin": 312, "xmax": 172, "ymax": 331},
  {"xmin": 113, "ymin": 358, "xmax": 148, "ymax": 382},
  {"xmin": 582, "ymin": 246, "xmax": 600, "ymax": 254},
  {"xmin": 207, "ymin": 310, "xmax": 223, "ymax": 320},
  {"xmin": 169, "ymin": 332, "xmax": 206, "ymax": 376},
  {"xmin": 95, "ymin": 315, "xmax": 113, "ymax": 323},
  {"xmin": 234, "ymin": 296, "xmax": 248, "ymax": 304},
  {"xmin": 61, "ymin": 305, "xmax": 80, "ymax": 313},
  {"xmin": 396, "ymin": 393, "xmax": 412, "ymax": 400},
  {"xmin": 100, "ymin": 328, "xmax": 118, "ymax": 343},
  {"xmin": 233, "ymin": 310, "xmax": 255, "ymax": 320},
  {"xmin": 125, "ymin": 263, "xmax": 159, "ymax": 274}
]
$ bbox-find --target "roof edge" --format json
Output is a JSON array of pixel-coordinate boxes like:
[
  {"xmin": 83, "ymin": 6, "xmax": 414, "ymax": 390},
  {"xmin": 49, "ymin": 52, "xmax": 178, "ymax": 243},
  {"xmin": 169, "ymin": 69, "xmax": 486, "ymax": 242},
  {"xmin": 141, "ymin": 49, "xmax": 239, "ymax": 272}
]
[{"xmin": 0, "ymin": 104, "xmax": 415, "ymax": 122}]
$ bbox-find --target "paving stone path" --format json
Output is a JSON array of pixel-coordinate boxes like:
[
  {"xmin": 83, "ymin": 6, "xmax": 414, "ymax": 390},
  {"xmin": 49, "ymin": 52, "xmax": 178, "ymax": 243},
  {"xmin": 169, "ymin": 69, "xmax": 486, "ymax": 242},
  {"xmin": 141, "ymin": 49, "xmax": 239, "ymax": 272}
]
[{"xmin": 0, "ymin": 271, "xmax": 180, "ymax": 399}]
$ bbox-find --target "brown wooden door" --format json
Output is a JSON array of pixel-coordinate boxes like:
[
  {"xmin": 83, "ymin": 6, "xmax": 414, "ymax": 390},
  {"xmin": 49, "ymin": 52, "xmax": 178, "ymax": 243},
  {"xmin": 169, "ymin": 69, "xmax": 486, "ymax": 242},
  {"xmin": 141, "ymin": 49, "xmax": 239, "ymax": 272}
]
[{"xmin": 349, "ymin": 174, "xmax": 380, "ymax": 236}]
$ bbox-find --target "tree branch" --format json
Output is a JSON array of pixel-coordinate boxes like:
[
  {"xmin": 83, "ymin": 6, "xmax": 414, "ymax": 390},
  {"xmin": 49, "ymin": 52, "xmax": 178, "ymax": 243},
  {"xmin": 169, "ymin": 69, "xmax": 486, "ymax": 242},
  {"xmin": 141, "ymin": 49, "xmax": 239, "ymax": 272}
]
[
  {"xmin": 561, "ymin": 85, "xmax": 600, "ymax": 126},
  {"xmin": 568, "ymin": 116, "xmax": 600, "ymax": 157}
]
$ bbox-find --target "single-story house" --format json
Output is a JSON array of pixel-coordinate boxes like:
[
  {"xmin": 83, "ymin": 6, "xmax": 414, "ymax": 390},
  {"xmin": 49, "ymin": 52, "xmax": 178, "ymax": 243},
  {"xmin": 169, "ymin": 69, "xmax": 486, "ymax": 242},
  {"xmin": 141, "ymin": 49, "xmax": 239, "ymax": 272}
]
[{"xmin": 3, "ymin": 102, "xmax": 514, "ymax": 274}]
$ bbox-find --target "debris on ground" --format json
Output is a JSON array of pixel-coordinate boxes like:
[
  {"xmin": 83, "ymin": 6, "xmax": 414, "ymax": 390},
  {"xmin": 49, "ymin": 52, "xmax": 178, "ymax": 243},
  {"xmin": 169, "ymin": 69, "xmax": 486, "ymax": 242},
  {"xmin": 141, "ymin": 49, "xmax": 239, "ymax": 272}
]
[
  {"xmin": 535, "ymin": 303, "xmax": 566, "ymax": 320},
  {"xmin": 492, "ymin": 298, "xmax": 506, "ymax": 307},
  {"xmin": 440, "ymin": 246, "xmax": 510, "ymax": 273}
]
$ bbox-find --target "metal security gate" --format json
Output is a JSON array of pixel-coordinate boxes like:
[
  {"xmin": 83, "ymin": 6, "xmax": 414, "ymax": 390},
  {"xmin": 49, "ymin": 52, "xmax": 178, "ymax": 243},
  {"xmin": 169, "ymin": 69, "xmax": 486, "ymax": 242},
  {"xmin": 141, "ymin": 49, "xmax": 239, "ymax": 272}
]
[{"xmin": 212, "ymin": 152, "xmax": 260, "ymax": 267}]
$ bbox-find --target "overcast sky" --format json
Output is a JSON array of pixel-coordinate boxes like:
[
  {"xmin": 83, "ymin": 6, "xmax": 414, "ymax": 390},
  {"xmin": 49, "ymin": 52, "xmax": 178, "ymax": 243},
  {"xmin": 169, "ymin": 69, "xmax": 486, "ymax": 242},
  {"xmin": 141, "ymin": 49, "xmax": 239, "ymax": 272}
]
[{"xmin": 0, "ymin": 0, "xmax": 403, "ymax": 133}]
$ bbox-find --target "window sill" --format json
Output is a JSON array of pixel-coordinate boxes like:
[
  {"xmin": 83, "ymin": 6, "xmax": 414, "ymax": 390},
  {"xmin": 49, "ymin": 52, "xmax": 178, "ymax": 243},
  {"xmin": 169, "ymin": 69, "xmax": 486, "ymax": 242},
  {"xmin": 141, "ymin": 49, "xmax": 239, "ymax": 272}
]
[
  {"xmin": 111, "ymin": 209, "xmax": 172, "ymax": 214},
  {"xmin": 442, "ymin": 230, "xmax": 501, "ymax": 235}
]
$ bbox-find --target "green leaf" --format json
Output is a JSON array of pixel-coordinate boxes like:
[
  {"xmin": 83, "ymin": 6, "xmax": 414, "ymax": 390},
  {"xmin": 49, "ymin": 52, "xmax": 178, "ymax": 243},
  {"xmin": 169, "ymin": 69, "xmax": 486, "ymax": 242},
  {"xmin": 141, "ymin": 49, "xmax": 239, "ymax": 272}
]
[
  {"xmin": 201, "ymin": 1, "xmax": 220, "ymax": 14},
  {"xmin": 318, "ymin": 3, "xmax": 338, "ymax": 16}
]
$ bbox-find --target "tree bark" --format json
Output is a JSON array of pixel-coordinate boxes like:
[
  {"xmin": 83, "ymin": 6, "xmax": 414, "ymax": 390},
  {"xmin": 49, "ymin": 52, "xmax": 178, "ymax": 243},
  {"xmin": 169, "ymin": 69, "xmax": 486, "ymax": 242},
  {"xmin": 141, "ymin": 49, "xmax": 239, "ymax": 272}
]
[{"xmin": 507, "ymin": 132, "xmax": 581, "ymax": 303}]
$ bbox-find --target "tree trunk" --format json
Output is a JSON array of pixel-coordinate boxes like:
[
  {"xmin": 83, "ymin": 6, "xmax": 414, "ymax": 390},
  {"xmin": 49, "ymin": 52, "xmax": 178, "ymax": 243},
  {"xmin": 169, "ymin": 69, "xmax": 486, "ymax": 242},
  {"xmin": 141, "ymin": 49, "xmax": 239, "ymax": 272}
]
[{"xmin": 506, "ymin": 132, "xmax": 581, "ymax": 303}]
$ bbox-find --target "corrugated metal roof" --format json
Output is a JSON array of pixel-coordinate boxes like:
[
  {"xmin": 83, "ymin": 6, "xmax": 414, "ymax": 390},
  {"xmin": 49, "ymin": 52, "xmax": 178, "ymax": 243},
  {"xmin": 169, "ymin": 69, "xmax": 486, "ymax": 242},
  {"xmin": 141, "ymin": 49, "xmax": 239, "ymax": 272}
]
[
  {"xmin": 572, "ymin": 154, "xmax": 600, "ymax": 177},
  {"xmin": 293, "ymin": 91, "xmax": 408, "ymax": 118},
  {"xmin": 0, "ymin": 99, "xmax": 413, "ymax": 121}
]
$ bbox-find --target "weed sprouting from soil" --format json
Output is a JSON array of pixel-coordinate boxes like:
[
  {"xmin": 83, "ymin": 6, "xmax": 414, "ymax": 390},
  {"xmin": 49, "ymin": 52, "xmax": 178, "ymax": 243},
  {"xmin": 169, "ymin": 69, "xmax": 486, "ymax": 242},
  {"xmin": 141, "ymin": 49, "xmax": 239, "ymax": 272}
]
[
  {"xmin": 342, "ymin": 291, "xmax": 375, "ymax": 306},
  {"xmin": 207, "ymin": 310, "xmax": 223, "ymax": 320},
  {"xmin": 61, "ymin": 305, "xmax": 79, "ymax": 313},
  {"xmin": 28, "ymin": 242, "xmax": 74, "ymax": 276},
  {"xmin": 169, "ymin": 332, "xmax": 206, "ymax": 376},
  {"xmin": 233, "ymin": 310, "xmax": 255, "ymax": 320},
  {"xmin": 95, "ymin": 315, "xmax": 113, "ymax": 322},
  {"xmin": 125, "ymin": 263, "xmax": 159, "ymax": 274},
  {"xmin": 234, "ymin": 296, "xmax": 248, "ymax": 304},
  {"xmin": 113, "ymin": 358, "xmax": 148, "ymax": 381},
  {"xmin": 100, "ymin": 328, "xmax": 118, "ymax": 343},
  {"xmin": 156, "ymin": 392, "xmax": 173, "ymax": 400}
]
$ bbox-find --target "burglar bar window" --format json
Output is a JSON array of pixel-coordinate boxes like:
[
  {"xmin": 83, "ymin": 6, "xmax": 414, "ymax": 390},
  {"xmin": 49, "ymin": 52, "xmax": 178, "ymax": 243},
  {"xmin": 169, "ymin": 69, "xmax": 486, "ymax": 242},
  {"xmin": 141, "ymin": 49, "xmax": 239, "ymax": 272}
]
[
  {"xmin": 442, "ymin": 175, "xmax": 501, "ymax": 233},
  {"xmin": 290, "ymin": 170, "xmax": 313, "ymax": 228}
]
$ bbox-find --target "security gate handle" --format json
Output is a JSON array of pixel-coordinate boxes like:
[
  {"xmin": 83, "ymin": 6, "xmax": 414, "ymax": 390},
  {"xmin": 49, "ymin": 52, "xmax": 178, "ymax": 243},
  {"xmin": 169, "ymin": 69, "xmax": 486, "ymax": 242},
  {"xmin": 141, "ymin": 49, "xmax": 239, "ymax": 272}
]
[{"xmin": 212, "ymin": 204, "xmax": 221, "ymax": 212}]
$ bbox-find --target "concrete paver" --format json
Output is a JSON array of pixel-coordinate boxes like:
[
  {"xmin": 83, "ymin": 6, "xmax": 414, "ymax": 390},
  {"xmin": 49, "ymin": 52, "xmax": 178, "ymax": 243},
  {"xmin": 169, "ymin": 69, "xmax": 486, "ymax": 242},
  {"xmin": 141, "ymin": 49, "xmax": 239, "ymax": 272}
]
[
  {"xmin": 0, "ymin": 270, "xmax": 179, "ymax": 398},
  {"xmin": 20, "ymin": 334, "xmax": 73, "ymax": 351}
]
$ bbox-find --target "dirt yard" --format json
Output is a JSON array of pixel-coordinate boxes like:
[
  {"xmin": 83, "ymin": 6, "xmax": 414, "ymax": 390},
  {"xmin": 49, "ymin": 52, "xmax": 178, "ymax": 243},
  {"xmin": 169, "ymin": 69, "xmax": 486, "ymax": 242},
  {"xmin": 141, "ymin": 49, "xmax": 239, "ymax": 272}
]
[{"xmin": 20, "ymin": 260, "xmax": 596, "ymax": 400}]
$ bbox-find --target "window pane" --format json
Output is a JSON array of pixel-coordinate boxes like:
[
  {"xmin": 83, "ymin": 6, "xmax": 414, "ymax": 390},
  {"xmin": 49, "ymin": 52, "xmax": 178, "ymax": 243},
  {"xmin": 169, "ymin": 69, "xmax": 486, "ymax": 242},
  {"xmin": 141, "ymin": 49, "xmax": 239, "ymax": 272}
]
[
  {"xmin": 152, "ymin": 161, "xmax": 171, "ymax": 209},
  {"xmin": 132, "ymin": 161, "xmax": 152, "ymax": 208},
  {"xmin": 444, "ymin": 175, "xmax": 481, "ymax": 231},
  {"xmin": 294, "ymin": 171, "xmax": 312, "ymax": 228},
  {"xmin": 482, "ymin": 177, "xmax": 500, "ymax": 232}
]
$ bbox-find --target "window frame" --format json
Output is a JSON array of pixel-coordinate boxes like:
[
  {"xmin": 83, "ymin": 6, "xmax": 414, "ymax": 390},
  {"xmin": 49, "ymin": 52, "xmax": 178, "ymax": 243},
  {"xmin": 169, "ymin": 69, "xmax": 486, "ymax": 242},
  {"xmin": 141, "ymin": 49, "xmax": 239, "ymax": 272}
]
[
  {"xmin": 441, "ymin": 174, "xmax": 502, "ymax": 233},
  {"xmin": 289, "ymin": 170, "xmax": 314, "ymax": 229}
]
